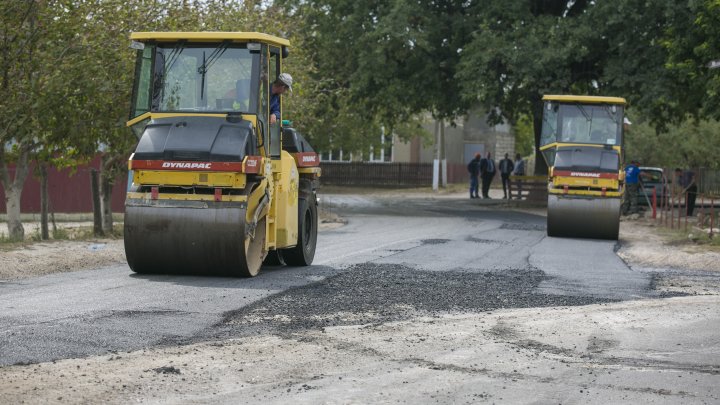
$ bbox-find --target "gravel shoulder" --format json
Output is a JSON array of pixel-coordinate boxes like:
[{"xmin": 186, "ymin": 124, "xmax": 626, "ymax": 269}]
[{"xmin": 617, "ymin": 217, "xmax": 720, "ymax": 272}]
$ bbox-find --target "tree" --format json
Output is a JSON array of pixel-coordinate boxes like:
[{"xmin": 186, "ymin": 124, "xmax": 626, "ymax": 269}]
[
  {"xmin": 458, "ymin": 1, "xmax": 619, "ymax": 174},
  {"xmin": 662, "ymin": 0, "xmax": 720, "ymax": 121},
  {"xmin": 512, "ymin": 114, "xmax": 535, "ymax": 159},
  {"xmin": 277, "ymin": 0, "xmax": 473, "ymax": 153},
  {"xmin": 1, "ymin": 1, "xmax": 48, "ymax": 240},
  {"xmin": 50, "ymin": 0, "xmax": 208, "ymax": 235},
  {"xmin": 625, "ymin": 117, "xmax": 720, "ymax": 170}
]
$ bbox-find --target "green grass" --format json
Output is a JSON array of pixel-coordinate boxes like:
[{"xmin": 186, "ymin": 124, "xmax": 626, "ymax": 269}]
[{"xmin": 654, "ymin": 222, "xmax": 720, "ymax": 250}]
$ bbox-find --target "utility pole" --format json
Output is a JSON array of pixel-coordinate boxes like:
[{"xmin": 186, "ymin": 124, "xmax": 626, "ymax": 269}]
[
  {"xmin": 432, "ymin": 120, "xmax": 439, "ymax": 191},
  {"xmin": 440, "ymin": 119, "xmax": 447, "ymax": 188}
]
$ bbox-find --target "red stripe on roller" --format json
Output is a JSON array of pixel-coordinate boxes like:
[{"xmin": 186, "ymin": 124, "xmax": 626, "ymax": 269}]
[
  {"xmin": 243, "ymin": 156, "xmax": 262, "ymax": 174},
  {"xmin": 553, "ymin": 170, "xmax": 618, "ymax": 179},
  {"xmin": 294, "ymin": 152, "xmax": 320, "ymax": 167},
  {"xmin": 129, "ymin": 160, "xmax": 244, "ymax": 172}
]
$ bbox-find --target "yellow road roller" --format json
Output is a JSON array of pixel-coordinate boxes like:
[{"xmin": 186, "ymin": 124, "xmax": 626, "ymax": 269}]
[
  {"xmin": 123, "ymin": 32, "xmax": 320, "ymax": 276},
  {"xmin": 540, "ymin": 95, "xmax": 626, "ymax": 240}
]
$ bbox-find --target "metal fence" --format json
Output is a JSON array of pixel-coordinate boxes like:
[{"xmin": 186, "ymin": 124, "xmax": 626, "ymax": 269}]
[
  {"xmin": 0, "ymin": 158, "xmax": 127, "ymax": 214},
  {"xmin": 320, "ymin": 162, "xmax": 466, "ymax": 187},
  {"xmin": 699, "ymin": 168, "xmax": 720, "ymax": 197},
  {"xmin": 650, "ymin": 190, "xmax": 718, "ymax": 238}
]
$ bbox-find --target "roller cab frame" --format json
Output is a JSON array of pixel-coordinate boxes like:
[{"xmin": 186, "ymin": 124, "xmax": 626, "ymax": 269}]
[
  {"xmin": 540, "ymin": 95, "xmax": 627, "ymax": 240},
  {"xmin": 123, "ymin": 32, "xmax": 320, "ymax": 277}
]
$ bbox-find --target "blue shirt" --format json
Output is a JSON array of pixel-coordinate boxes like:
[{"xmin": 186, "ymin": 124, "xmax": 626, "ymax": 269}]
[
  {"xmin": 270, "ymin": 93, "xmax": 280, "ymax": 120},
  {"xmin": 625, "ymin": 164, "xmax": 639, "ymax": 184}
]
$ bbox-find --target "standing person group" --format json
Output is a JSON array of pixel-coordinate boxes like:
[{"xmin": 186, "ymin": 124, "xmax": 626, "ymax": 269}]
[
  {"xmin": 468, "ymin": 151, "xmax": 524, "ymax": 200},
  {"xmin": 499, "ymin": 153, "xmax": 514, "ymax": 199}
]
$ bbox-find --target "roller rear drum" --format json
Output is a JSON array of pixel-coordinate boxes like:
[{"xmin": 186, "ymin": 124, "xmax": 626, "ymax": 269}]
[{"xmin": 124, "ymin": 203, "xmax": 266, "ymax": 277}]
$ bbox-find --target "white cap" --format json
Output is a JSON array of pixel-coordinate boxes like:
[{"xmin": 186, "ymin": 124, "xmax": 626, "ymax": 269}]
[
  {"xmin": 623, "ymin": 117, "xmax": 632, "ymax": 125},
  {"xmin": 278, "ymin": 73, "xmax": 293, "ymax": 93}
]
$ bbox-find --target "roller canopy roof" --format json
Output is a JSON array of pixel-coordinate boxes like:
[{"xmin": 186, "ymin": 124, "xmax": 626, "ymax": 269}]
[
  {"xmin": 543, "ymin": 95, "xmax": 626, "ymax": 105},
  {"xmin": 130, "ymin": 32, "xmax": 290, "ymax": 47}
]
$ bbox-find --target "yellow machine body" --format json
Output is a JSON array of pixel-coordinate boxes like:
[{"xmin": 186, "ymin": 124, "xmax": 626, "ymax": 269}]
[
  {"xmin": 540, "ymin": 95, "xmax": 627, "ymax": 240},
  {"xmin": 123, "ymin": 32, "xmax": 320, "ymax": 277}
]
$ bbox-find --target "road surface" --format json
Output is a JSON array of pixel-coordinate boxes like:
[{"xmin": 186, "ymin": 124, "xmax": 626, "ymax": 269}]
[{"xmin": 1, "ymin": 193, "xmax": 718, "ymax": 404}]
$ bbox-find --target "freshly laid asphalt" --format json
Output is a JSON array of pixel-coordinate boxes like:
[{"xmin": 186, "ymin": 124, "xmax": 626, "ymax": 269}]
[{"xmin": 0, "ymin": 193, "xmax": 670, "ymax": 366}]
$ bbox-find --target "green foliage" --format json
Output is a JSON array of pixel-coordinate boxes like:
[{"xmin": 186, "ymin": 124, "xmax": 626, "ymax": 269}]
[
  {"xmin": 0, "ymin": 1, "xmax": 44, "ymax": 154},
  {"xmin": 276, "ymin": 0, "xmax": 473, "ymax": 152},
  {"xmin": 3, "ymin": 0, "xmax": 719, "ymax": 189},
  {"xmin": 625, "ymin": 117, "xmax": 720, "ymax": 170},
  {"xmin": 662, "ymin": 0, "xmax": 720, "ymax": 122},
  {"xmin": 512, "ymin": 115, "xmax": 535, "ymax": 158},
  {"xmin": 52, "ymin": 227, "xmax": 70, "ymax": 240},
  {"xmin": 393, "ymin": 116, "xmax": 434, "ymax": 145}
]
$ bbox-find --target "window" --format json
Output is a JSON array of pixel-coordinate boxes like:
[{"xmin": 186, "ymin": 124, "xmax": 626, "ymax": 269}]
[
  {"xmin": 132, "ymin": 43, "xmax": 259, "ymax": 114},
  {"xmin": 130, "ymin": 45, "xmax": 154, "ymax": 119},
  {"xmin": 269, "ymin": 47, "xmax": 281, "ymax": 158},
  {"xmin": 554, "ymin": 146, "xmax": 619, "ymax": 173},
  {"xmin": 541, "ymin": 102, "xmax": 624, "ymax": 146}
]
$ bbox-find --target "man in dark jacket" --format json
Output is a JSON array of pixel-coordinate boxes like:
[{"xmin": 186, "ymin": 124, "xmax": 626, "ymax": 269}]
[
  {"xmin": 467, "ymin": 153, "xmax": 481, "ymax": 198},
  {"xmin": 499, "ymin": 153, "xmax": 514, "ymax": 199},
  {"xmin": 479, "ymin": 152, "xmax": 496, "ymax": 199}
]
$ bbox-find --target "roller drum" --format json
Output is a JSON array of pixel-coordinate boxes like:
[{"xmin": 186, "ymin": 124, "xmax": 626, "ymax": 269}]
[
  {"xmin": 124, "ymin": 201, "xmax": 265, "ymax": 276},
  {"xmin": 547, "ymin": 194, "xmax": 620, "ymax": 240}
]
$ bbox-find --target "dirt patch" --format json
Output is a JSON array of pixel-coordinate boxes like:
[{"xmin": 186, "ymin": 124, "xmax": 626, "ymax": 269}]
[
  {"xmin": 1, "ymin": 296, "xmax": 718, "ymax": 404},
  {"xmin": 0, "ymin": 239, "xmax": 126, "ymax": 280},
  {"xmin": 617, "ymin": 217, "xmax": 720, "ymax": 272}
]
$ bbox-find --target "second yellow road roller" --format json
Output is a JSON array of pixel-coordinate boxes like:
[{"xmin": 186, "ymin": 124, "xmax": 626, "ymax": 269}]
[
  {"xmin": 123, "ymin": 32, "xmax": 320, "ymax": 276},
  {"xmin": 539, "ymin": 95, "xmax": 627, "ymax": 240}
]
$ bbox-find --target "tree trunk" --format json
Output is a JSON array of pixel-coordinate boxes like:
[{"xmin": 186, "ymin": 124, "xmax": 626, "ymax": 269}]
[
  {"xmin": 0, "ymin": 149, "xmax": 31, "ymax": 241},
  {"xmin": 90, "ymin": 169, "xmax": 104, "ymax": 237},
  {"xmin": 40, "ymin": 163, "xmax": 49, "ymax": 240},
  {"xmin": 4, "ymin": 186, "xmax": 25, "ymax": 241},
  {"xmin": 100, "ymin": 171, "xmax": 113, "ymax": 235}
]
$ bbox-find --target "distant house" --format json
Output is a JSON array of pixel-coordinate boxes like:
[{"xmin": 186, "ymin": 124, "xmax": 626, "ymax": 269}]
[
  {"xmin": 320, "ymin": 108, "xmax": 515, "ymax": 166},
  {"xmin": 394, "ymin": 108, "xmax": 514, "ymax": 166},
  {"xmin": 317, "ymin": 108, "xmax": 516, "ymax": 185}
]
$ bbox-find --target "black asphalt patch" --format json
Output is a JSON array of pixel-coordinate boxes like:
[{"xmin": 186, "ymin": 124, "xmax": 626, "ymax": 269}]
[
  {"xmin": 500, "ymin": 223, "xmax": 546, "ymax": 231},
  {"xmin": 466, "ymin": 236, "xmax": 505, "ymax": 244},
  {"xmin": 216, "ymin": 263, "xmax": 616, "ymax": 338},
  {"xmin": 420, "ymin": 239, "xmax": 450, "ymax": 245}
]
